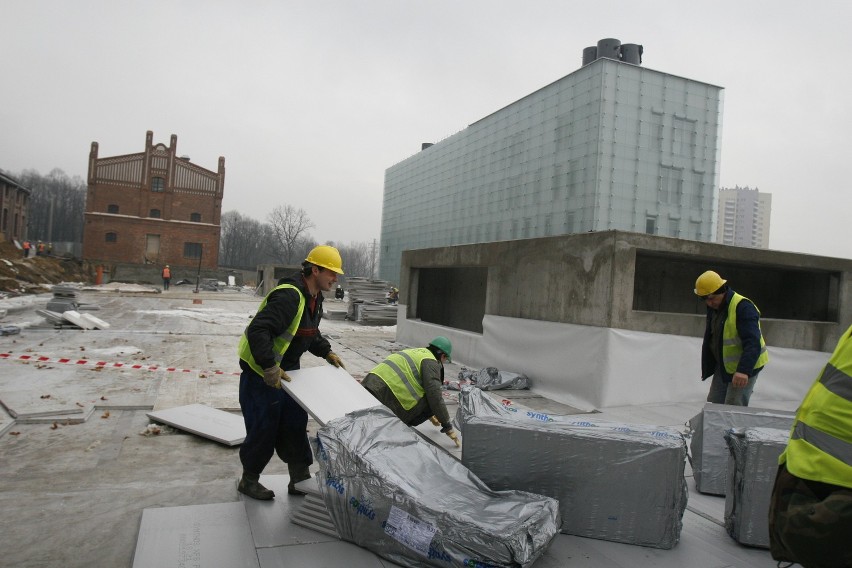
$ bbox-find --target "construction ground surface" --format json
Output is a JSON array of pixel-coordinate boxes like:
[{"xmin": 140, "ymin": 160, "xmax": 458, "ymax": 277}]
[{"xmin": 0, "ymin": 286, "xmax": 795, "ymax": 567}]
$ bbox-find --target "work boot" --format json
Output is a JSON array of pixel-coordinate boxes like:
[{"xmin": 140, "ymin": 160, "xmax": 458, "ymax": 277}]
[
  {"xmin": 287, "ymin": 463, "xmax": 311, "ymax": 496},
  {"xmin": 238, "ymin": 471, "xmax": 274, "ymax": 500}
]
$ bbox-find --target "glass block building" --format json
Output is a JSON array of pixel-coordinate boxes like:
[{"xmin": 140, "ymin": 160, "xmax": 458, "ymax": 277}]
[{"xmin": 379, "ymin": 40, "xmax": 723, "ymax": 283}]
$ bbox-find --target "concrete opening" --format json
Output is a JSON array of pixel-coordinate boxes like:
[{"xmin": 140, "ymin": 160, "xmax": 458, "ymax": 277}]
[
  {"xmin": 416, "ymin": 266, "xmax": 487, "ymax": 333},
  {"xmin": 632, "ymin": 251, "xmax": 840, "ymax": 322}
]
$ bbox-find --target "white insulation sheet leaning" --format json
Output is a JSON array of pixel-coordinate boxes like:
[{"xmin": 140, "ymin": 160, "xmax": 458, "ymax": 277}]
[
  {"xmin": 724, "ymin": 427, "xmax": 789, "ymax": 548},
  {"xmin": 314, "ymin": 406, "xmax": 561, "ymax": 568},
  {"xmin": 689, "ymin": 403, "xmax": 794, "ymax": 496},
  {"xmin": 456, "ymin": 387, "xmax": 688, "ymax": 549}
]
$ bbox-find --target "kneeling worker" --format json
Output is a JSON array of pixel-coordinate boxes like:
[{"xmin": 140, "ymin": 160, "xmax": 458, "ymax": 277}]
[{"xmin": 362, "ymin": 336, "xmax": 459, "ymax": 446}]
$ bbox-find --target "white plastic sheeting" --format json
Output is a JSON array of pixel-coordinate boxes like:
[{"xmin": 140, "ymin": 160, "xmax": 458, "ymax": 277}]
[{"xmin": 397, "ymin": 313, "xmax": 827, "ymax": 411}]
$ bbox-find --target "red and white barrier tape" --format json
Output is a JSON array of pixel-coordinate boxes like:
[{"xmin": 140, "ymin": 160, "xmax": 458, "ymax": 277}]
[{"xmin": 0, "ymin": 352, "xmax": 240, "ymax": 376}]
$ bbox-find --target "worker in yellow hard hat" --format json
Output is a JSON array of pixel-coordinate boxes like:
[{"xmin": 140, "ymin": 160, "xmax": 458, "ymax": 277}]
[
  {"xmin": 694, "ymin": 270, "xmax": 769, "ymax": 406},
  {"xmin": 236, "ymin": 244, "xmax": 346, "ymax": 499},
  {"xmin": 361, "ymin": 336, "xmax": 459, "ymax": 446}
]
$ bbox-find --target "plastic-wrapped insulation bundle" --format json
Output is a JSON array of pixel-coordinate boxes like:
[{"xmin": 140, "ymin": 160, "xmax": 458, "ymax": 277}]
[
  {"xmin": 456, "ymin": 387, "xmax": 688, "ymax": 549},
  {"xmin": 314, "ymin": 406, "xmax": 561, "ymax": 568}
]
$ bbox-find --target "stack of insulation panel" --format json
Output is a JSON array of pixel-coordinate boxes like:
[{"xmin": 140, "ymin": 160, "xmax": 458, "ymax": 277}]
[{"xmin": 456, "ymin": 387, "xmax": 689, "ymax": 549}]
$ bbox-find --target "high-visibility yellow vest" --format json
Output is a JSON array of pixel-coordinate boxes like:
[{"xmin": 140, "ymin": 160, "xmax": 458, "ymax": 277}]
[
  {"xmin": 722, "ymin": 293, "xmax": 769, "ymax": 374},
  {"xmin": 780, "ymin": 324, "xmax": 852, "ymax": 489},
  {"xmin": 237, "ymin": 283, "xmax": 305, "ymax": 377},
  {"xmin": 369, "ymin": 348, "xmax": 435, "ymax": 410}
]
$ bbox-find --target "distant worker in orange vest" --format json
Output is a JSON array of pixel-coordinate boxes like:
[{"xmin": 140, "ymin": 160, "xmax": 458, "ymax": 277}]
[
  {"xmin": 37, "ymin": 241, "xmax": 46, "ymax": 256},
  {"xmin": 22, "ymin": 240, "xmax": 31, "ymax": 258},
  {"xmin": 162, "ymin": 265, "xmax": 171, "ymax": 291}
]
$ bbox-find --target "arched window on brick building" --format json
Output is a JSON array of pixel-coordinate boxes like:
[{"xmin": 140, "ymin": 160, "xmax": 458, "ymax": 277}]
[
  {"xmin": 151, "ymin": 177, "xmax": 165, "ymax": 192},
  {"xmin": 190, "ymin": 212, "xmax": 201, "ymax": 222},
  {"xmin": 105, "ymin": 232, "xmax": 117, "ymax": 242},
  {"xmin": 107, "ymin": 204, "xmax": 119, "ymax": 214}
]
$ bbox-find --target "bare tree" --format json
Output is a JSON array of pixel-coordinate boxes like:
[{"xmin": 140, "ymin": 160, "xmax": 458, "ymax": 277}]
[
  {"xmin": 266, "ymin": 205, "xmax": 315, "ymax": 264},
  {"xmin": 219, "ymin": 211, "xmax": 276, "ymax": 269},
  {"xmin": 18, "ymin": 168, "xmax": 86, "ymax": 244},
  {"xmin": 336, "ymin": 241, "xmax": 374, "ymax": 278}
]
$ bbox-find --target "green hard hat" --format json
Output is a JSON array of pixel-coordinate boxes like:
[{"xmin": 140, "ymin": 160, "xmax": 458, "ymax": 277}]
[{"xmin": 429, "ymin": 336, "xmax": 452, "ymax": 362}]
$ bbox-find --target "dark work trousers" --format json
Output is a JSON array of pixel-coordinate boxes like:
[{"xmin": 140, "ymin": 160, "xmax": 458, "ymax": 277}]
[{"xmin": 238, "ymin": 369, "xmax": 313, "ymax": 475}]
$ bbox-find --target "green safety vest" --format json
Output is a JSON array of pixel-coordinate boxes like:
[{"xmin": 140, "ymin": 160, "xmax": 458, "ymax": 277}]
[
  {"xmin": 722, "ymin": 293, "xmax": 769, "ymax": 374},
  {"xmin": 370, "ymin": 348, "xmax": 435, "ymax": 410},
  {"xmin": 780, "ymin": 324, "xmax": 852, "ymax": 489},
  {"xmin": 237, "ymin": 283, "xmax": 305, "ymax": 377}
]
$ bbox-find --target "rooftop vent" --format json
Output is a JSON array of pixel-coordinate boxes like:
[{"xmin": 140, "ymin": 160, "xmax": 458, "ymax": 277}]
[{"xmin": 582, "ymin": 38, "xmax": 643, "ymax": 66}]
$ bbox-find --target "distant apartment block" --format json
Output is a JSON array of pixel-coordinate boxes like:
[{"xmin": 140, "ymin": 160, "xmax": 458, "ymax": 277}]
[
  {"xmin": 379, "ymin": 38, "xmax": 724, "ymax": 283},
  {"xmin": 82, "ymin": 131, "xmax": 225, "ymax": 269},
  {"xmin": 716, "ymin": 186, "xmax": 771, "ymax": 248}
]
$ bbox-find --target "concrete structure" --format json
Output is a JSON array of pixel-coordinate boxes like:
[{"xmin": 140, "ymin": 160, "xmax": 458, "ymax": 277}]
[
  {"xmin": 716, "ymin": 186, "xmax": 771, "ymax": 248},
  {"xmin": 83, "ymin": 131, "xmax": 225, "ymax": 270},
  {"xmin": 396, "ymin": 231, "xmax": 852, "ymax": 410},
  {"xmin": 0, "ymin": 169, "xmax": 30, "ymax": 244},
  {"xmin": 256, "ymin": 263, "xmax": 304, "ymax": 296},
  {"xmin": 380, "ymin": 39, "xmax": 723, "ymax": 283}
]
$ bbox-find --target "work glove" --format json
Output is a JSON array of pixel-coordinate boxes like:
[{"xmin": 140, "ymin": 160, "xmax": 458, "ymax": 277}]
[
  {"xmin": 325, "ymin": 352, "xmax": 346, "ymax": 369},
  {"xmin": 429, "ymin": 415, "xmax": 441, "ymax": 427},
  {"xmin": 441, "ymin": 424, "xmax": 461, "ymax": 448},
  {"xmin": 262, "ymin": 366, "xmax": 290, "ymax": 389}
]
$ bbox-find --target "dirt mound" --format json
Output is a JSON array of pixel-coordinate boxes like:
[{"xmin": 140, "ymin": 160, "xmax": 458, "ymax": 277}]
[{"xmin": 0, "ymin": 241, "xmax": 94, "ymax": 295}]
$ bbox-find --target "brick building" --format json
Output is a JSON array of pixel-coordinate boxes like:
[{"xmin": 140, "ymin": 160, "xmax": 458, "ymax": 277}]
[
  {"xmin": 0, "ymin": 170, "xmax": 30, "ymax": 244},
  {"xmin": 82, "ymin": 131, "xmax": 224, "ymax": 269}
]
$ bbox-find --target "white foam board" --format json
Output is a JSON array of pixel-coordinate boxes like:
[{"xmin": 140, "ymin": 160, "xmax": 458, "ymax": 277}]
[
  {"xmin": 282, "ymin": 366, "xmax": 381, "ymax": 426},
  {"xmin": 80, "ymin": 312, "xmax": 110, "ymax": 329},
  {"xmin": 35, "ymin": 309, "xmax": 66, "ymax": 325},
  {"xmin": 257, "ymin": 540, "xmax": 391, "ymax": 568},
  {"xmin": 147, "ymin": 403, "xmax": 245, "ymax": 446},
  {"xmin": 132, "ymin": 502, "xmax": 259, "ymax": 568},
  {"xmin": 238, "ymin": 474, "xmax": 338, "ymax": 548},
  {"xmin": 62, "ymin": 310, "xmax": 96, "ymax": 329}
]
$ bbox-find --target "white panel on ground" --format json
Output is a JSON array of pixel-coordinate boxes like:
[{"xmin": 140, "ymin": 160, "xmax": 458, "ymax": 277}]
[
  {"xmin": 238, "ymin": 474, "xmax": 338, "ymax": 548},
  {"xmin": 35, "ymin": 309, "xmax": 66, "ymax": 325},
  {"xmin": 62, "ymin": 310, "xmax": 96, "ymax": 329},
  {"xmin": 0, "ymin": 366, "xmax": 87, "ymax": 419},
  {"xmin": 257, "ymin": 540, "xmax": 395, "ymax": 568},
  {"xmin": 80, "ymin": 312, "xmax": 110, "ymax": 329},
  {"xmin": 132, "ymin": 502, "xmax": 259, "ymax": 568},
  {"xmin": 147, "ymin": 403, "xmax": 245, "ymax": 446},
  {"xmin": 282, "ymin": 366, "xmax": 382, "ymax": 426}
]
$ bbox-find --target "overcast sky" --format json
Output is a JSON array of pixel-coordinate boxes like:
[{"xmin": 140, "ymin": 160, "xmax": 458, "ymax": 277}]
[{"xmin": 2, "ymin": 1, "xmax": 850, "ymax": 260}]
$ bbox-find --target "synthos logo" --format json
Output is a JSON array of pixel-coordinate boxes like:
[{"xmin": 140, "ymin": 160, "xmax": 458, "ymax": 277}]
[
  {"xmin": 315, "ymin": 437, "xmax": 329, "ymax": 461},
  {"xmin": 463, "ymin": 559, "xmax": 499, "ymax": 568},
  {"xmin": 427, "ymin": 545, "xmax": 452, "ymax": 563},
  {"xmin": 324, "ymin": 473, "xmax": 344, "ymax": 495},
  {"xmin": 349, "ymin": 496, "xmax": 376, "ymax": 521},
  {"xmin": 526, "ymin": 411, "xmax": 554, "ymax": 422}
]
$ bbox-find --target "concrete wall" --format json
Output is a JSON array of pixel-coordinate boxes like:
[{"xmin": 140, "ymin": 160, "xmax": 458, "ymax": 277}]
[
  {"xmin": 105, "ymin": 262, "xmax": 246, "ymax": 287},
  {"xmin": 399, "ymin": 230, "xmax": 852, "ymax": 353}
]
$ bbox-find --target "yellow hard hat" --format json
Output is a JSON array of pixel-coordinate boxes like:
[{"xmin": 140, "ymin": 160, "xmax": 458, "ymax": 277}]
[
  {"xmin": 305, "ymin": 245, "xmax": 344, "ymax": 274},
  {"xmin": 694, "ymin": 271, "xmax": 727, "ymax": 297}
]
